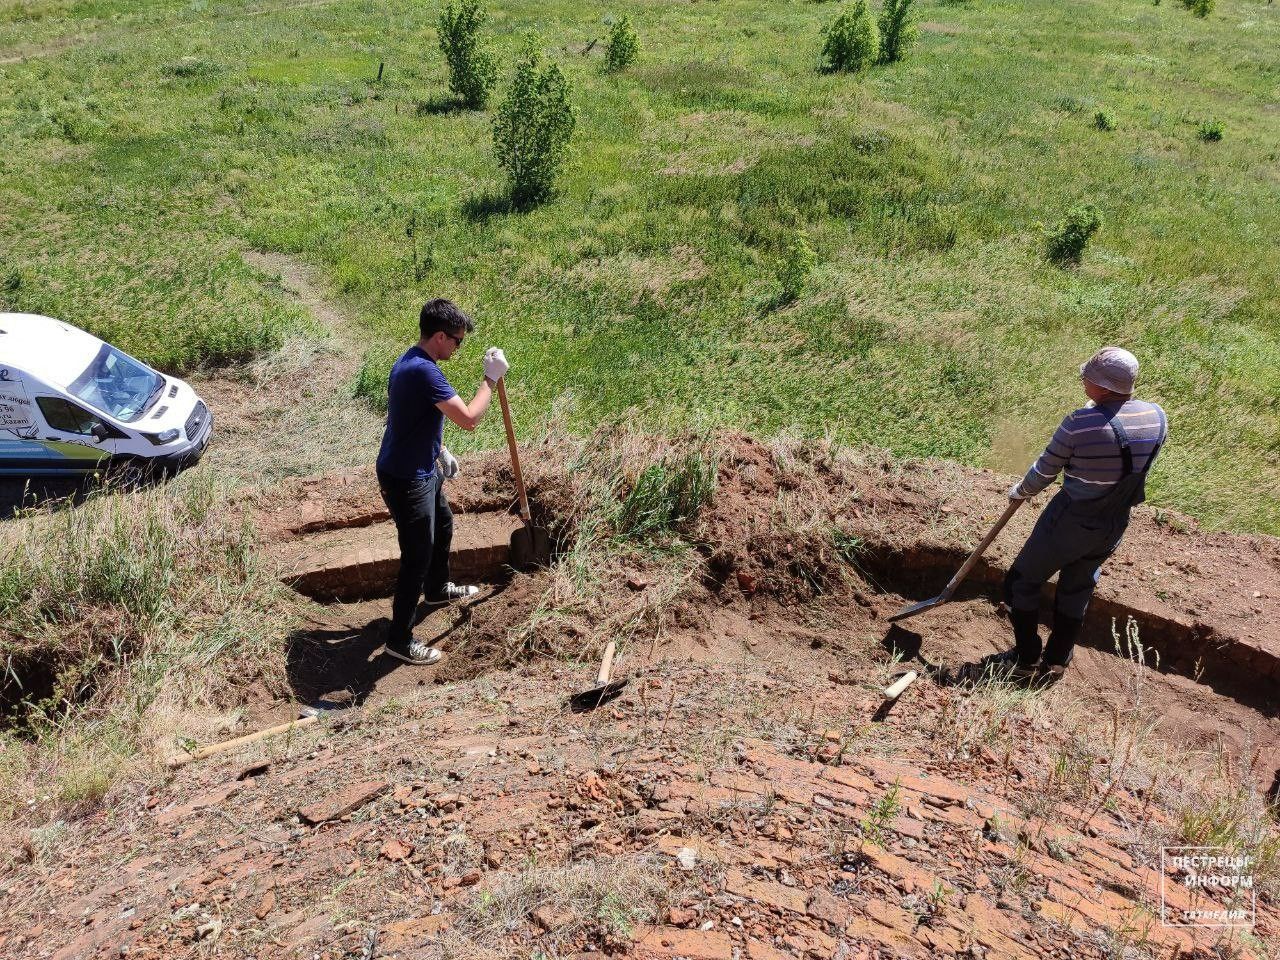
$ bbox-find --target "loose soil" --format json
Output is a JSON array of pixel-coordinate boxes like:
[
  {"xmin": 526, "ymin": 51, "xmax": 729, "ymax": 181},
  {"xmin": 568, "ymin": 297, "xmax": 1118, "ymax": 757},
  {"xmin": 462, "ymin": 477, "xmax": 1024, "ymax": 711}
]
[{"xmin": 3, "ymin": 436, "xmax": 1277, "ymax": 959}]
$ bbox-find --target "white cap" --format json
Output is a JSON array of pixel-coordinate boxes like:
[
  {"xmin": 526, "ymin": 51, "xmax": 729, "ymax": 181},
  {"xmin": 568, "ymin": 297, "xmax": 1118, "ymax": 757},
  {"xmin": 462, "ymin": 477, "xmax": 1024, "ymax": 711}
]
[{"xmin": 1080, "ymin": 346, "xmax": 1139, "ymax": 394}]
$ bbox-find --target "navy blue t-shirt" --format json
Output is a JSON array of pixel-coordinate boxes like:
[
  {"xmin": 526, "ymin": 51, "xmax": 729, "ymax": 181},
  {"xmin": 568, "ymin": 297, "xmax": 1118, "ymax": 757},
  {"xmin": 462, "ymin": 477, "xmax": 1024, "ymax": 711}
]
[{"xmin": 375, "ymin": 346, "xmax": 457, "ymax": 480}]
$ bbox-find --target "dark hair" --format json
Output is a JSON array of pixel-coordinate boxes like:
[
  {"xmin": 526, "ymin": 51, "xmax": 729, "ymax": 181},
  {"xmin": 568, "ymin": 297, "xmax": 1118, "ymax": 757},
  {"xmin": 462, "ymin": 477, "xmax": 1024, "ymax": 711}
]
[{"xmin": 419, "ymin": 299, "xmax": 475, "ymax": 340}]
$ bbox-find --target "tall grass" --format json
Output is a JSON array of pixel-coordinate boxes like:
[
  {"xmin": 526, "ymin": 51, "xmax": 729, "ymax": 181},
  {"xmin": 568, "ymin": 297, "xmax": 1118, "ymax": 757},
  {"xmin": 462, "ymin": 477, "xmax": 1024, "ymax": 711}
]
[
  {"xmin": 0, "ymin": 476, "xmax": 294, "ymax": 817},
  {"xmin": 613, "ymin": 452, "xmax": 717, "ymax": 541}
]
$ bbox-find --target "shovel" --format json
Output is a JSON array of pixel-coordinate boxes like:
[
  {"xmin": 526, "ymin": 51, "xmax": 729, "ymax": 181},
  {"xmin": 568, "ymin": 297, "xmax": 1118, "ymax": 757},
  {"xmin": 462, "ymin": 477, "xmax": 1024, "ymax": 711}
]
[
  {"xmin": 569, "ymin": 640, "xmax": 629, "ymax": 712},
  {"xmin": 888, "ymin": 499, "xmax": 1023, "ymax": 623},
  {"xmin": 496, "ymin": 377, "xmax": 551, "ymax": 570}
]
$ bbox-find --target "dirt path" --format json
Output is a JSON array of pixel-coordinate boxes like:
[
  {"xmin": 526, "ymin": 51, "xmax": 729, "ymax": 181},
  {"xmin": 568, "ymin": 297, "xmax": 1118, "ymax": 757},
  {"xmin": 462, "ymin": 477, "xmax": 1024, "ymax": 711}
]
[{"xmin": 189, "ymin": 251, "xmax": 384, "ymax": 483}]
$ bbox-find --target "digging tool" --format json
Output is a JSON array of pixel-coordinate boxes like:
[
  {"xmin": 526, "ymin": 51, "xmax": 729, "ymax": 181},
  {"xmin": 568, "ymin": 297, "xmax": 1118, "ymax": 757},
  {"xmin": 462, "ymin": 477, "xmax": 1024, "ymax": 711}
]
[
  {"xmin": 569, "ymin": 641, "xmax": 629, "ymax": 712},
  {"xmin": 166, "ymin": 713, "xmax": 319, "ymax": 769},
  {"xmin": 496, "ymin": 377, "xmax": 551, "ymax": 570},
  {"xmin": 882, "ymin": 670, "xmax": 919, "ymax": 700},
  {"xmin": 888, "ymin": 499, "xmax": 1023, "ymax": 623}
]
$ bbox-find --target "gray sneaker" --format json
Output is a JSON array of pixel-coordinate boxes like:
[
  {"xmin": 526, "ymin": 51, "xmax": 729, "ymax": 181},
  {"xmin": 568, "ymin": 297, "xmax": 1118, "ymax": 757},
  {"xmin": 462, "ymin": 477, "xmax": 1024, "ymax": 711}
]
[
  {"xmin": 428, "ymin": 582, "xmax": 479, "ymax": 605},
  {"xmin": 384, "ymin": 638, "xmax": 443, "ymax": 666}
]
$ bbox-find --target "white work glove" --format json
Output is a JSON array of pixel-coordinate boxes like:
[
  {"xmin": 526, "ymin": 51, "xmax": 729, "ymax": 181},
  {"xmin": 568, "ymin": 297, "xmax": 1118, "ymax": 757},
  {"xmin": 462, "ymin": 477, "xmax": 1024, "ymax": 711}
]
[
  {"xmin": 483, "ymin": 347, "xmax": 508, "ymax": 383},
  {"xmin": 1007, "ymin": 482, "xmax": 1027, "ymax": 501},
  {"xmin": 438, "ymin": 446, "xmax": 459, "ymax": 479}
]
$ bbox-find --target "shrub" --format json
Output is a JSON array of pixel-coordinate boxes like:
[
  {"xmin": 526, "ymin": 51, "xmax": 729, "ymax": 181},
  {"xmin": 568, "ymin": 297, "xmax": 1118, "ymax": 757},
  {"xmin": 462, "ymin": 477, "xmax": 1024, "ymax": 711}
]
[
  {"xmin": 877, "ymin": 0, "xmax": 918, "ymax": 65},
  {"xmin": 605, "ymin": 15, "xmax": 639, "ymax": 72},
  {"xmin": 1197, "ymin": 120, "xmax": 1223, "ymax": 142},
  {"xmin": 820, "ymin": 1, "xmax": 880, "ymax": 74},
  {"xmin": 778, "ymin": 230, "xmax": 816, "ymax": 304},
  {"xmin": 1093, "ymin": 109, "xmax": 1116, "ymax": 131},
  {"xmin": 1188, "ymin": 0, "xmax": 1213, "ymax": 16},
  {"xmin": 613, "ymin": 452, "xmax": 716, "ymax": 540},
  {"xmin": 492, "ymin": 39, "xmax": 577, "ymax": 207},
  {"xmin": 437, "ymin": 0, "xmax": 498, "ymax": 110},
  {"xmin": 1045, "ymin": 203, "xmax": 1102, "ymax": 266}
]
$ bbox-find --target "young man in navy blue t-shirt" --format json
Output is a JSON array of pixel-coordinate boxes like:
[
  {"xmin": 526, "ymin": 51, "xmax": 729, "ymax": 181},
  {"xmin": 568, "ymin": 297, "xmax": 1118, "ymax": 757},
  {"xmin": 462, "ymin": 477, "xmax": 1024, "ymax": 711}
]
[{"xmin": 375, "ymin": 299, "xmax": 508, "ymax": 665}]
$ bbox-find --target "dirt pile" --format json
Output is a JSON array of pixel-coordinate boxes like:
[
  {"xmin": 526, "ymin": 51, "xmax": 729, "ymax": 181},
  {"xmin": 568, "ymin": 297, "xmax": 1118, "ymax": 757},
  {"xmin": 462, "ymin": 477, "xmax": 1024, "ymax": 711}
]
[{"xmin": 3, "ymin": 433, "xmax": 1277, "ymax": 959}]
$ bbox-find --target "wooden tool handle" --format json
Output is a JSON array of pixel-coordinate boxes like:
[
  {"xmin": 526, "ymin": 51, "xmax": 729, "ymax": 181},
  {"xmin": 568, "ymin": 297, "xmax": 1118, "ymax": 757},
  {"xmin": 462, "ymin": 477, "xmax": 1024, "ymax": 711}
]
[
  {"xmin": 166, "ymin": 715, "xmax": 319, "ymax": 768},
  {"xmin": 940, "ymin": 499, "xmax": 1022, "ymax": 601},
  {"xmin": 883, "ymin": 670, "xmax": 918, "ymax": 700},
  {"xmin": 598, "ymin": 641, "xmax": 616, "ymax": 685},
  {"xmin": 496, "ymin": 377, "xmax": 531, "ymax": 524}
]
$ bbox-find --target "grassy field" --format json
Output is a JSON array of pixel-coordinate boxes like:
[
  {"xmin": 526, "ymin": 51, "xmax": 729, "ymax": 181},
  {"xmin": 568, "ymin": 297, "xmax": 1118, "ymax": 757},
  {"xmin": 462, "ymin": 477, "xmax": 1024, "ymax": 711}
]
[{"xmin": 1, "ymin": 0, "xmax": 1278, "ymax": 531}]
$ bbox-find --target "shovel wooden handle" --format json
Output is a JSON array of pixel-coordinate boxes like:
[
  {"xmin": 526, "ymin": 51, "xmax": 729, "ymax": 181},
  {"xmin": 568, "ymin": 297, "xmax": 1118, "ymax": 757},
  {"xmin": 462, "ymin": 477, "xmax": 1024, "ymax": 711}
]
[
  {"xmin": 166, "ymin": 715, "xmax": 318, "ymax": 769},
  {"xmin": 883, "ymin": 671, "xmax": 918, "ymax": 700},
  {"xmin": 938, "ymin": 499, "xmax": 1023, "ymax": 602},
  {"xmin": 598, "ymin": 641, "xmax": 616, "ymax": 685},
  {"xmin": 496, "ymin": 377, "xmax": 532, "ymax": 524}
]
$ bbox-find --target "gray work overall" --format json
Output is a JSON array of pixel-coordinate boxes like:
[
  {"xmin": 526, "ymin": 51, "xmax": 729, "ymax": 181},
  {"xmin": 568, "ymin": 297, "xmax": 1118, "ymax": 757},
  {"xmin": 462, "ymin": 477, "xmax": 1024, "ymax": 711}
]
[{"xmin": 1006, "ymin": 412, "xmax": 1165, "ymax": 630}]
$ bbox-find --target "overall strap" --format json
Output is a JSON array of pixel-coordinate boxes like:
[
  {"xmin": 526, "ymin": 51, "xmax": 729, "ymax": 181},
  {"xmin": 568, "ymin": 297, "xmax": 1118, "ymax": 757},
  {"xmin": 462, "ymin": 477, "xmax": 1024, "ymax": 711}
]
[
  {"xmin": 1141, "ymin": 406, "xmax": 1167, "ymax": 475},
  {"xmin": 1108, "ymin": 413, "xmax": 1134, "ymax": 478}
]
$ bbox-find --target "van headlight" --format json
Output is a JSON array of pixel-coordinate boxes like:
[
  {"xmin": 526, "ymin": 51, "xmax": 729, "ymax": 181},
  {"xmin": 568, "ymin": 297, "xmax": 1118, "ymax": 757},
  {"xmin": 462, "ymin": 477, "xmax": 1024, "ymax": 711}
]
[{"xmin": 145, "ymin": 428, "xmax": 180, "ymax": 445}]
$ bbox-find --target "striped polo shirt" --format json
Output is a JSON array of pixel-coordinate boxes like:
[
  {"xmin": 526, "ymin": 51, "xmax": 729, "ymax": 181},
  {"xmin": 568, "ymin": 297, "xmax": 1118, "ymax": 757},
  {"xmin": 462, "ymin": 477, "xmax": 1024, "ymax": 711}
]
[{"xmin": 1020, "ymin": 399, "xmax": 1168, "ymax": 501}]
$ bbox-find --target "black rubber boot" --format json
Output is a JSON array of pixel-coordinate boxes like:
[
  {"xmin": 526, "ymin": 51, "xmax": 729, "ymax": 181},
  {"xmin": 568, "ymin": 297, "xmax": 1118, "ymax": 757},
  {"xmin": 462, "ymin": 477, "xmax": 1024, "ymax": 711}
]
[
  {"xmin": 1009, "ymin": 608, "xmax": 1043, "ymax": 667},
  {"xmin": 1042, "ymin": 611, "xmax": 1084, "ymax": 669}
]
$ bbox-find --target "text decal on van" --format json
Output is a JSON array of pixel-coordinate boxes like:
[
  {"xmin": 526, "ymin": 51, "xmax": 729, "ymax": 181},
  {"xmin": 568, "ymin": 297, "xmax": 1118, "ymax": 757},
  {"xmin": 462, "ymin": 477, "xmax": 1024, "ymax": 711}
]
[{"xmin": 0, "ymin": 373, "xmax": 37, "ymax": 433}]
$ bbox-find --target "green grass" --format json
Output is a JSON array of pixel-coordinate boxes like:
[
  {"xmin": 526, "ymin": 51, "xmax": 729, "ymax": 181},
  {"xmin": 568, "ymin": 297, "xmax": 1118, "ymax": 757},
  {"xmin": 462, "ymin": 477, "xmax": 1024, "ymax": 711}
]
[
  {"xmin": 0, "ymin": 473, "xmax": 294, "ymax": 817},
  {"xmin": 1, "ymin": 0, "xmax": 1278, "ymax": 530}
]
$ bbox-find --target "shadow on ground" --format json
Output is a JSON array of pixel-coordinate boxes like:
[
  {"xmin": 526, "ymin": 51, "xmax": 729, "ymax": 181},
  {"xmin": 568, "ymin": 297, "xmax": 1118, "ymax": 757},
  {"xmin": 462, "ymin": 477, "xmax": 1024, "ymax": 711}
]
[{"xmin": 283, "ymin": 587, "xmax": 509, "ymax": 709}]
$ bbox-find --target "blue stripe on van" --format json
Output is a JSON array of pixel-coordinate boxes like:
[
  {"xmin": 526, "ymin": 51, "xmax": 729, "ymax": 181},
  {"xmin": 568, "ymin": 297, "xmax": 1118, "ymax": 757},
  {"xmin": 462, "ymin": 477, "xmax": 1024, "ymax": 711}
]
[{"xmin": 0, "ymin": 438, "xmax": 109, "ymax": 476}]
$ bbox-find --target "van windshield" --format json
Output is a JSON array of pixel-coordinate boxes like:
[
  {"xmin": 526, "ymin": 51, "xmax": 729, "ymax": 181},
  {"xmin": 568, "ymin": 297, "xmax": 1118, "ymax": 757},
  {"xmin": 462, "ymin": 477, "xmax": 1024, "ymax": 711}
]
[{"xmin": 66, "ymin": 344, "xmax": 163, "ymax": 423}]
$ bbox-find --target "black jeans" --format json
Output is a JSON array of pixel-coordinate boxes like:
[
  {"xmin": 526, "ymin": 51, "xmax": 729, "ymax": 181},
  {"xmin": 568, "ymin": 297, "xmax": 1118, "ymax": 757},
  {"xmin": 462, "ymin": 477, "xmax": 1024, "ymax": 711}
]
[{"xmin": 377, "ymin": 469, "xmax": 452, "ymax": 644}]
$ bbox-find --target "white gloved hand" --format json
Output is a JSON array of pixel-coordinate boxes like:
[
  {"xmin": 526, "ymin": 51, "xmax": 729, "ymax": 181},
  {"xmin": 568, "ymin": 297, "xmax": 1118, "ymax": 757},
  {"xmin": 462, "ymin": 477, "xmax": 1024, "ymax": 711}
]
[
  {"xmin": 438, "ymin": 446, "xmax": 459, "ymax": 479},
  {"xmin": 1007, "ymin": 482, "xmax": 1027, "ymax": 501},
  {"xmin": 483, "ymin": 347, "xmax": 508, "ymax": 383}
]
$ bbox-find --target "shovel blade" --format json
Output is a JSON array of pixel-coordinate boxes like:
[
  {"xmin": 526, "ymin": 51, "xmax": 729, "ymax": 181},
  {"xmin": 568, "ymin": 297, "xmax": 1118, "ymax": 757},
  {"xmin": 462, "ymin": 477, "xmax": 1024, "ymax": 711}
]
[
  {"xmin": 510, "ymin": 524, "xmax": 552, "ymax": 570},
  {"xmin": 568, "ymin": 678, "xmax": 629, "ymax": 713},
  {"xmin": 887, "ymin": 594, "xmax": 947, "ymax": 623}
]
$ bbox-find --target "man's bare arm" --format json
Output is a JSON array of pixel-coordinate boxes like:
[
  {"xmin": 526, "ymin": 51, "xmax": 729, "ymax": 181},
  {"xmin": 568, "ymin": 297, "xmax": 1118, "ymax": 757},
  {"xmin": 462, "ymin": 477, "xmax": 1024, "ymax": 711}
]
[{"xmin": 437, "ymin": 380, "xmax": 495, "ymax": 432}]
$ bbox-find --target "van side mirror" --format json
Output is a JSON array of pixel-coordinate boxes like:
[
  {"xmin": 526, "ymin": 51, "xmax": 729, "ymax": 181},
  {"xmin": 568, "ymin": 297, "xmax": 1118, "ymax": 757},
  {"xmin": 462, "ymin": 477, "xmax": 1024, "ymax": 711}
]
[{"xmin": 91, "ymin": 422, "xmax": 111, "ymax": 442}]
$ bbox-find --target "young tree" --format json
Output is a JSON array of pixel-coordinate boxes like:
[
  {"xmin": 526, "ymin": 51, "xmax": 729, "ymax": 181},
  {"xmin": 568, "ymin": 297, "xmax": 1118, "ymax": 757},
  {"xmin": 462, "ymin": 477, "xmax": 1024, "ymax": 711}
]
[
  {"xmin": 493, "ymin": 39, "xmax": 577, "ymax": 207},
  {"xmin": 821, "ymin": 1, "xmax": 880, "ymax": 74},
  {"xmin": 877, "ymin": 0, "xmax": 918, "ymax": 65},
  {"xmin": 1045, "ymin": 203, "xmax": 1102, "ymax": 266},
  {"xmin": 438, "ymin": 0, "xmax": 498, "ymax": 109},
  {"xmin": 605, "ymin": 15, "xmax": 639, "ymax": 72}
]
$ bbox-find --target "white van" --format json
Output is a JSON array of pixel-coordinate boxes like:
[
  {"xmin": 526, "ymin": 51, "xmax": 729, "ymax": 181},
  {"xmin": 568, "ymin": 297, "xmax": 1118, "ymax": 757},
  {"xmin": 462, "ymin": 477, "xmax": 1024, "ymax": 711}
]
[{"xmin": 0, "ymin": 313, "xmax": 212, "ymax": 479}]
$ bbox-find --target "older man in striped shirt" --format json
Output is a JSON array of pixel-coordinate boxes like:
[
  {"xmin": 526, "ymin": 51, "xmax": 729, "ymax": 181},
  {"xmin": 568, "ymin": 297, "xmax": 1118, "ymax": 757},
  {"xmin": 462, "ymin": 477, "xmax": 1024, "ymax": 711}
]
[{"xmin": 998, "ymin": 347, "xmax": 1168, "ymax": 681}]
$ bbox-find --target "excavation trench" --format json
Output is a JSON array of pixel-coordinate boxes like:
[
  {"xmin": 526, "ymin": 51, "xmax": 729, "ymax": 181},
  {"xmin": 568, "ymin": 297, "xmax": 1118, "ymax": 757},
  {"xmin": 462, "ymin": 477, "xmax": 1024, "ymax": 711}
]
[
  {"xmin": 274, "ymin": 508, "xmax": 527, "ymax": 602},
  {"xmin": 273, "ymin": 503, "xmax": 1279, "ymax": 720},
  {"xmin": 856, "ymin": 543, "xmax": 1280, "ymax": 716}
]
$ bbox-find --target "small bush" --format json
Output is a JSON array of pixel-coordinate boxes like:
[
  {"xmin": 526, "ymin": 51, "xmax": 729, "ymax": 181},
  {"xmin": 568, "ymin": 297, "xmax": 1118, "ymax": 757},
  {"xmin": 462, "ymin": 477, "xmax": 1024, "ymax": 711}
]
[
  {"xmin": 605, "ymin": 15, "xmax": 639, "ymax": 72},
  {"xmin": 161, "ymin": 57, "xmax": 222, "ymax": 80},
  {"xmin": 613, "ymin": 453, "xmax": 717, "ymax": 541},
  {"xmin": 778, "ymin": 231, "xmax": 816, "ymax": 304},
  {"xmin": 1186, "ymin": 0, "xmax": 1213, "ymax": 16},
  {"xmin": 877, "ymin": 0, "xmax": 918, "ymax": 65},
  {"xmin": 820, "ymin": 1, "xmax": 880, "ymax": 74},
  {"xmin": 492, "ymin": 39, "xmax": 577, "ymax": 207},
  {"xmin": 1045, "ymin": 203, "xmax": 1102, "ymax": 267},
  {"xmin": 438, "ymin": 0, "xmax": 498, "ymax": 110},
  {"xmin": 1197, "ymin": 120, "xmax": 1223, "ymax": 142},
  {"xmin": 1093, "ymin": 109, "xmax": 1116, "ymax": 131}
]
